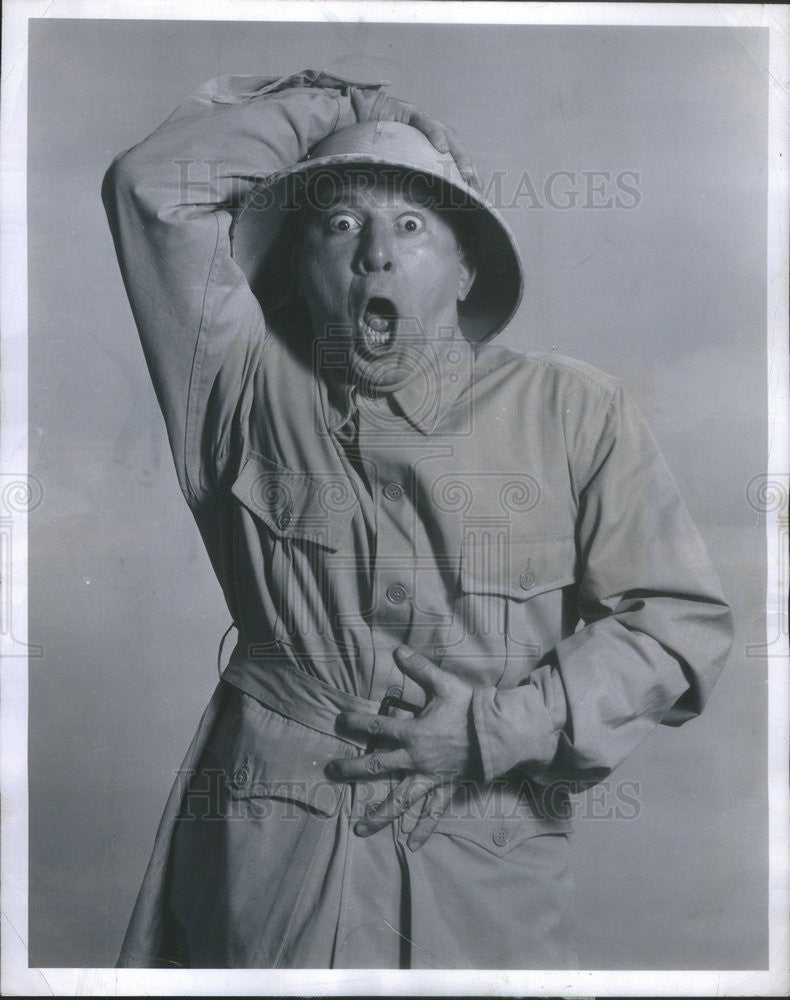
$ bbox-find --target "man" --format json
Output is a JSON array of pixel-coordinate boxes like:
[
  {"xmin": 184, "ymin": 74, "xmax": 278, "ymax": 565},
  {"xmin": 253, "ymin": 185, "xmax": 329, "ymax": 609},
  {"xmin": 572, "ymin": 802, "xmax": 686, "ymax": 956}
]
[{"xmin": 103, "ymin": 69, "xmax": 733, "ymax": 969}]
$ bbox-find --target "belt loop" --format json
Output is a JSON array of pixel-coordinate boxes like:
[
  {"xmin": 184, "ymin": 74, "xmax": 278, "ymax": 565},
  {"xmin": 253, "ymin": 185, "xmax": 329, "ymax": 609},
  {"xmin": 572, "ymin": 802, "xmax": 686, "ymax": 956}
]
[{"xmin": 216, "ymin": 622, "xmax": 237, "ymax": 679}]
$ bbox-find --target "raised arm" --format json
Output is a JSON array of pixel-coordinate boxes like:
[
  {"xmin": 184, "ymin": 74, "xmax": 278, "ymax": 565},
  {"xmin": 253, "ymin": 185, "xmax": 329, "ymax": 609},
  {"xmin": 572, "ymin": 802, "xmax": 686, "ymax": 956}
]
[
  {"xmin": 102, "ymin": 71, "xmax": 477, "ymax": 504},
  {"xmin": 102, "ymin": 71, "xmax": 389, "ymax": 503}
]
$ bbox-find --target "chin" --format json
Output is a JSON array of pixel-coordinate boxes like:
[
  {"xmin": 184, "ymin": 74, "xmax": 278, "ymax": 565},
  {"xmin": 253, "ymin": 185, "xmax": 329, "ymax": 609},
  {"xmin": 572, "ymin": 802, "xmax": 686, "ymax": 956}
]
[{"xmin": 349, "ymin": 344, "xmax": 418, "ymax": 391}]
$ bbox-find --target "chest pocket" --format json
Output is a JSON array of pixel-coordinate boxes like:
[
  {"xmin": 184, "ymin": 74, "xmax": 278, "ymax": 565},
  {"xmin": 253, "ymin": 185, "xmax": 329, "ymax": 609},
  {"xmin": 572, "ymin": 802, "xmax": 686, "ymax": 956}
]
[
  {"xmin": 230, "ymin": 451, "xmax": 357, "ymax": 644},
  {"xmin": 440, "ymin": 534, "xmax": 577, "ymax": 688},
  {"xmin": 232, "ymin": 451, "xmax": 356, "ymax": 550}
]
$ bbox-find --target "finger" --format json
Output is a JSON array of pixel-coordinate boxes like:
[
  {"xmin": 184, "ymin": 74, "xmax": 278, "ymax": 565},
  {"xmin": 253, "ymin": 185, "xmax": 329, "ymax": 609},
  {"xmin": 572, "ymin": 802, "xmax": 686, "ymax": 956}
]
[
  {"xmin": 369, "ymin": 102, "xmax": 481, "ymax": 196},
  {"xmin": 355, "ymin": 775, "xmax": 436, "ymax": 837},
  {"xmin": 407, "ymin": 782, "xmax": 456, "ymax": 852},
  {"xmin": 467, "ymin": 164, "xmax": 483, "ymax": 193},
  {"xmin": 337, "ymin": 710, "xmax": 411, "ymax": 744},
  {"xmin": 326, "ymin": 747, "xmax": 412, "ymax": 781},
  {"xmin": 378, "ymin": 97, "xmax": 418, "ymax": 127},
  {"xmin": 393, "ymin": 645, "xmax": 454, "ymax": 697},
  {"xmin": 406, "ymin": 110, "xmax": 450, "ymax": 154},
  {"xmin": 382, "ymin": 106, "xmax": 479, "ymax": 189},
  {"xmin": 444, "ymin": 135, "xmax": 482, "ymax": 192},
  {"xmin": 424, "ymin": 122, "xmax": 480, "ymax": 191}
]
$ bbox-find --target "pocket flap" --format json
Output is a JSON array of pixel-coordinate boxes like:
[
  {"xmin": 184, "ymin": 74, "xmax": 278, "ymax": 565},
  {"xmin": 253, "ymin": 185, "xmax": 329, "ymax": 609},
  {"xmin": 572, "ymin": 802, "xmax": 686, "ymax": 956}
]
[
  {"xmin": 231, "ymin": 451, "xmax": 356, "ymax": 551},
  {"xmin": 460, "ymin": 534, "xmax": 576, "ymax": 599},
  {"xmin": 406, "ymin": 780, "xmax": 572, "ymax": 856},
  {"xmin": 432, "ymin": 813, "xmax": 569, "ymax": 856},
  {"xmin": 223, "ymin": 695, "xmax": 356, "ymax": 817}
]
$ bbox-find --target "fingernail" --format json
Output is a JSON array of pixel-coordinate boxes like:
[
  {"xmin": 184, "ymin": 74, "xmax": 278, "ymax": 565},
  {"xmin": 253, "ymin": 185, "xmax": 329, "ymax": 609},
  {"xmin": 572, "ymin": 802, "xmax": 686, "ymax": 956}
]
[
  {"xmin": 396, "ymin": 645, "xmax": 414, "ymax": 660},
  {"xmin": 407, "ymin": 839, "xmax": 422, "ymax": 852}
]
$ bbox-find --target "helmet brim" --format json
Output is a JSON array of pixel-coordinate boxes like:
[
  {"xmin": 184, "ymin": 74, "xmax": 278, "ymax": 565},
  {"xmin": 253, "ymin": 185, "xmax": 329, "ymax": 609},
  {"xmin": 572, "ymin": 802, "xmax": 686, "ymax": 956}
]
[{"xmin": 231, "ymin": 126, "xmax": 524, "ymax": 342}]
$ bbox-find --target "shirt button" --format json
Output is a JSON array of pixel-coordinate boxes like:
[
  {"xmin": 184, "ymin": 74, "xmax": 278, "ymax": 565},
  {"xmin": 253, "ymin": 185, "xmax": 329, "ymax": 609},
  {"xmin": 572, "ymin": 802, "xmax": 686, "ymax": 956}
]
[
  {"xmin": 385, "ymin": 686, "xmax": 403, "ymax": 700},
  {"xmin": 383, "ymin": 482, "xmax": 404, "ymax": 501},
  {"xmin": 492, "ymin": 826, "xmax": 510, "ymax": 847},
  {"xmin": 278, "ymin": 510, "xmax": 292, "ymax": 529},
  {"xmin": 232, "ymin": 766, "xmax": 250, "ymax": 788},
  {"xmin": 519, "ymin": 570, "xmax": 536, "ymax": 590},
  {"xmin": 386, "ymin": 584, "xmax": 407, "ymax": 604}
]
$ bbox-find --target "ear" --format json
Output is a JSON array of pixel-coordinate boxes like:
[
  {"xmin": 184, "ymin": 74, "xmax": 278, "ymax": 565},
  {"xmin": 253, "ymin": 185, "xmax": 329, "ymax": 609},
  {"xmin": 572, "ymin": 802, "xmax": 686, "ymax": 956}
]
[{"xmin": 456, "ymin": 244, "xmax": 477, "ymax": 303}]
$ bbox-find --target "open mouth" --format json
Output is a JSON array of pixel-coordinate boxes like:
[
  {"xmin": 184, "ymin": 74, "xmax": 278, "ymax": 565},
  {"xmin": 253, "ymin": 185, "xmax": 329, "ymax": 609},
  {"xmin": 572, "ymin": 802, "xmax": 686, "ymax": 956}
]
[{"xmin": 358, "ymin": 297, "xmax": 399, "ymax": 355}]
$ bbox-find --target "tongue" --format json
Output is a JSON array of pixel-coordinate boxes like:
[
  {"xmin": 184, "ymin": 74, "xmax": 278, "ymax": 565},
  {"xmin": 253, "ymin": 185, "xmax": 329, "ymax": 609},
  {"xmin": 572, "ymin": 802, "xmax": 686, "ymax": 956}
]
[{"xmin": 364, "ymin": 311, "xmax": 391, "ymax": 333}]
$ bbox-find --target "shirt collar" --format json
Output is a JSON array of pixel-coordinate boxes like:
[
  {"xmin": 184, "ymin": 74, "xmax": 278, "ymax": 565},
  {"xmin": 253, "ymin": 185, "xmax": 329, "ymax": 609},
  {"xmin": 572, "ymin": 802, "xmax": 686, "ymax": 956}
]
[
  {"xmin": 322, "ymin": 367, "xmax": 357, "ymax": 434},
  {"xmin": 389, "ymin": 336, "xmax": 473, "ymax": 434},
  {"xmin": 320, "ymin": 336, "xmax": 473, "ymax": 436}
]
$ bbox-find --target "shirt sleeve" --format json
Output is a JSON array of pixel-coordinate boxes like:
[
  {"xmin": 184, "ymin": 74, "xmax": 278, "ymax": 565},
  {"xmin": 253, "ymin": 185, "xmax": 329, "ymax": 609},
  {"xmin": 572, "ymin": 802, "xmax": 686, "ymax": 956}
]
[
  {"xmin": 472, "ymin": 381, "xmax": 734, "ymax": 788},
  {"xmin": 101, "ymin": 71, "xmax": 386, "ymax": 504}
]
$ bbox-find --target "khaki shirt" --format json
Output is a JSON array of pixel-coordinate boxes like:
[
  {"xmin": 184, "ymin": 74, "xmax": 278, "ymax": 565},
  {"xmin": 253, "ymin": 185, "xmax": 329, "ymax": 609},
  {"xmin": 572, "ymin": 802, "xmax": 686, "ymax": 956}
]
[{"xmin": 103, "ymin": 70, "xmax": 733, "ymax": 795}]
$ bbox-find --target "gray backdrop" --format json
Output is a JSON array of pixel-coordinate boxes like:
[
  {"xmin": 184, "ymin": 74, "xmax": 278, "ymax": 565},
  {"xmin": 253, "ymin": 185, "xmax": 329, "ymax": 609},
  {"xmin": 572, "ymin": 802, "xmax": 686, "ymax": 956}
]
[{"xmin": 28, "ymin": 19, "xmax": 768, "ymax": 969}]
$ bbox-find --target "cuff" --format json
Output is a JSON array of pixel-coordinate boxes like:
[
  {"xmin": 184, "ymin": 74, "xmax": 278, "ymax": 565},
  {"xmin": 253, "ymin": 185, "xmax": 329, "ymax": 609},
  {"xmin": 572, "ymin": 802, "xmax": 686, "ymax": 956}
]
[{"xmin": 472, "ymin": 667, "xmax": 568, "ymax": 784}]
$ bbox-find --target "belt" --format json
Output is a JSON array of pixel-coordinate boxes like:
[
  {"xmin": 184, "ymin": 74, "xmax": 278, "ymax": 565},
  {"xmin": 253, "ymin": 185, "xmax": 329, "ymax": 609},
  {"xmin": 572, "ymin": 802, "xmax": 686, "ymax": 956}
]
[
  {"xmin": 221, "ymin": 641, "xmax": 420, "ymax": 750},
  {"xmin": 221, "ymin": 640, "xmax": 573, "ymax": 829}
]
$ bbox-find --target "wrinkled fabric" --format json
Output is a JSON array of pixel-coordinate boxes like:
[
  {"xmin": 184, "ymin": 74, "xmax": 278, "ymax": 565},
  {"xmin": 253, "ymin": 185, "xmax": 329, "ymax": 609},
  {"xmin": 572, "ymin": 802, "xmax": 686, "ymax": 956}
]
[
  {"xmin": 103, "ymin": 72, "xmax": 733, "ymax": 969},
  {"xmin": 139, "ymin": 682, "xmax": 577, "ymax": 969}
]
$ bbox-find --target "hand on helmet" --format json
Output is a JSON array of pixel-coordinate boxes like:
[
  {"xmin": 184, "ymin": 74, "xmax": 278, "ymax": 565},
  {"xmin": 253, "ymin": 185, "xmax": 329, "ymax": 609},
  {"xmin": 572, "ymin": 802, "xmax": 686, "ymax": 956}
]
[{"xmin": 352, "ymin": 90, "xmax": 482, "ymax": 192}]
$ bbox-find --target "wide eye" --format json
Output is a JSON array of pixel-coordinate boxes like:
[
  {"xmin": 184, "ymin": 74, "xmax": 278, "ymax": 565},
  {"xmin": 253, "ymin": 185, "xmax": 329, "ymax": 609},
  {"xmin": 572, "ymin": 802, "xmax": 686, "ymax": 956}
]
[
  {"xmin": 397, "ymin": 213, "xmax": 425, "ymax": 234},
  {"xmin": 327, "ymin": 212, "xmax": 361, "ymax": 234}
]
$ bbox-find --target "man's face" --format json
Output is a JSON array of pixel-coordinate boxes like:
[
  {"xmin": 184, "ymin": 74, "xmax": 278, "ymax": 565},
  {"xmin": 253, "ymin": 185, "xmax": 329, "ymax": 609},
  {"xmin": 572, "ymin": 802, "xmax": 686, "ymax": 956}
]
[{"xmin": 294, "ymin": 170, "xmax": 476, "ymax": 391}]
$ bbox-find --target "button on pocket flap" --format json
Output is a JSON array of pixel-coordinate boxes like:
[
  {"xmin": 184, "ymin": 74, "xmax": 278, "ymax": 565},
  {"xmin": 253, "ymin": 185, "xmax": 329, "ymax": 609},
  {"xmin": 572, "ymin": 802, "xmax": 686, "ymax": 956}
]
[
  {"xmin": 232, "ymin": 451, "xmax": 356, "ymax": 551},
  {"xmin": 430, "ymin": 782, "xmax": 572, "ymax": 856},
  {"xmin": 433, "ymin": 813, "xmax": 570, "ymax": 856},
  {"xmin": 225, "ymin": 703, "xmax": 355, "ymax": 817},
  {"xmin": 460, "ymin": 534, "xmax": 576, "ymax": 599}
]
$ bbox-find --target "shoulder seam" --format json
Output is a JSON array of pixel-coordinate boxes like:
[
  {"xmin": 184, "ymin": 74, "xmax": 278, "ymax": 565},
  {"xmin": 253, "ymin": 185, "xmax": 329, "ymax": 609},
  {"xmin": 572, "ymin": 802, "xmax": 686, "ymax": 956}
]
[{"xmin": 472, "ymin": 346, "xmax": 622, "ymax": 398}]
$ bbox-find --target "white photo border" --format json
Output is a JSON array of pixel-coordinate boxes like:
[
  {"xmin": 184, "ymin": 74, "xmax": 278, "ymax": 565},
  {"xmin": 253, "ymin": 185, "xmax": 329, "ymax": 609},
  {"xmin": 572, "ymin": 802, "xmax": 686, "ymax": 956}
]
[{"xmin": 1, "ymin": 1, "xmax": 787, "ymax": 996}]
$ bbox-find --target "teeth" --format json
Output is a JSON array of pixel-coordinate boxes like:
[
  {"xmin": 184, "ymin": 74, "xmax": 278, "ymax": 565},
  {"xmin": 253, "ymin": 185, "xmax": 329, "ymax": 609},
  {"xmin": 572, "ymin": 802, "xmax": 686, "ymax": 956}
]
[
  {"xmin": 359, "ymin": 299, "xmax": 397, "ymax": 353},
  {"xmin": 366, "ymin": 313, "xmax": 389, "ymax": 333},
  {"xmin": 361, "ymin": 320, "xmax": 391, "ymax": 348}
]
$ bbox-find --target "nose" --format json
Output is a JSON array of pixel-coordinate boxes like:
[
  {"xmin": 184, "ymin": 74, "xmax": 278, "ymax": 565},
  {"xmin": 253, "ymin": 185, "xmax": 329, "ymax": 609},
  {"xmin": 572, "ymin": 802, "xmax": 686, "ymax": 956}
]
[{"xmin": 356, "ymin": 220, "xmax": 394, "ymax": 274}]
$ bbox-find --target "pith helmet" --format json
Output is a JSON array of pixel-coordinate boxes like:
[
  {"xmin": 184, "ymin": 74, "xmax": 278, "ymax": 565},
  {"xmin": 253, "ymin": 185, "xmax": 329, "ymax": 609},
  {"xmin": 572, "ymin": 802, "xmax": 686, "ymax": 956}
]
[{"xmin": 231, "ymin": 120, "xmax": 524, "ymax": 341}]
